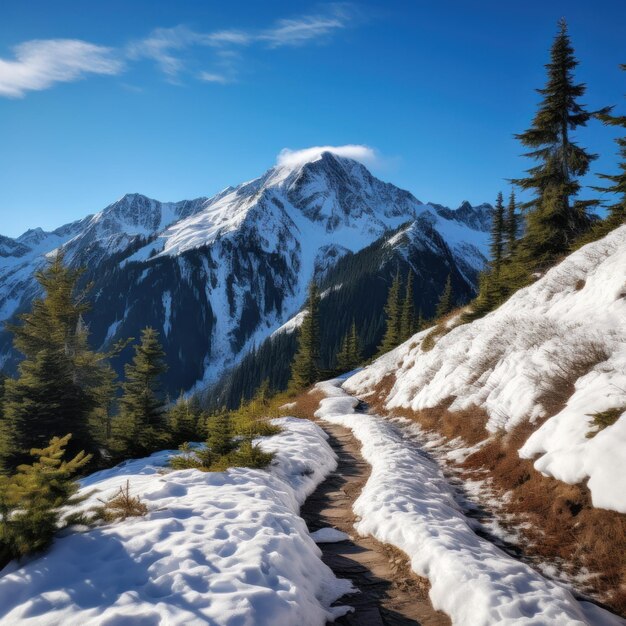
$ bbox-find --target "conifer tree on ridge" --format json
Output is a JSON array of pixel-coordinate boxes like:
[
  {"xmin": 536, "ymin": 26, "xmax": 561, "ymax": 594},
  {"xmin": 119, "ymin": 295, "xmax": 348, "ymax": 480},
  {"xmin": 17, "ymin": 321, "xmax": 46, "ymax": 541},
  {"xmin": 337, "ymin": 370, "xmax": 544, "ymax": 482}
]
[{"xmin": 512, "ymin": 18, "xmax": 605, "ymax": 269}]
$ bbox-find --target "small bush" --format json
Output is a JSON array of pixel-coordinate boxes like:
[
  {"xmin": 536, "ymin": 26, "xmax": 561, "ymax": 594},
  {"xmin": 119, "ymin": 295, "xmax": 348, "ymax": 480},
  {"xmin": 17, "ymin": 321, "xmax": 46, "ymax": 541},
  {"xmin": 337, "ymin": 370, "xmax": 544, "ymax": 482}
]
[
  {"xmin": 169, "ymin": 442, "xmax": 214, "ymax": 471},
  {"xmin": 587, "ymin": 407, "xmax": 624, "ymax": 438},
  {"xmin": 229, "ymin": 440, "xmax": 274, "ymax": 469},
  {"xmin": 421, "ymin": 325, "xmax": 445, "ymax": 352},
  {"xmin": 169, "ymin": 437, "xmax": 274, "ymax": 473},
  {"xmin": 94, "ymin": 480, "xmax": 148, "ymax": 522},
  {"xmin": 0, "ymin": 434, "xmax": 91, "ymax": 563}
]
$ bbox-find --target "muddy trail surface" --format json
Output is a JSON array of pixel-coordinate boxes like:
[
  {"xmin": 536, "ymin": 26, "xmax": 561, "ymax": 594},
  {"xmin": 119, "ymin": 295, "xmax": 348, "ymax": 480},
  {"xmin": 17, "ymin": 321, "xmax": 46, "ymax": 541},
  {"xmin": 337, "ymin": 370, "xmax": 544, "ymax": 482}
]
[{"xmin": 300, "ymin": 421, "xmax": 451, "ymax": 626}]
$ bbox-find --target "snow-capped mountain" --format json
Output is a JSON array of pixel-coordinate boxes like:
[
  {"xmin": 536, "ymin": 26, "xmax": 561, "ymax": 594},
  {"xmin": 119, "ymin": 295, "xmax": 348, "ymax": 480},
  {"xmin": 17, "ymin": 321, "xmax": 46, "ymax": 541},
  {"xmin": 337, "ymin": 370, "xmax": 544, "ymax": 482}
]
[{"xmin": 0, "ymin": 151, "xmax": 492, "ymax": 393}]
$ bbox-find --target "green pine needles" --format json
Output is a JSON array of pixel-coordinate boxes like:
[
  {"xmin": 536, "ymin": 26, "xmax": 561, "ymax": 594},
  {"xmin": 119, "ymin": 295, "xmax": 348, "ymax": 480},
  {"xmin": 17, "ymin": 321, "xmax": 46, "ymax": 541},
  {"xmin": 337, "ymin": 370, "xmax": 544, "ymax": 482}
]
[
  {"xmin": 378, "ymin": 270, "xmax": 420, "ymax": 355},
  {"xmin": 512, "ymin": 19, "xmax": 604, "ymax": 270},
  {"xmin": 113, "ymin": 327, "xmax": 169, "ymax": 459},
  {"xmin": 289, "ymin": 281, "xmax": 321, "ymax": 391},
  {"xmin": 0, "ymin": 434, "xmax": 91, "ymax": 564}
]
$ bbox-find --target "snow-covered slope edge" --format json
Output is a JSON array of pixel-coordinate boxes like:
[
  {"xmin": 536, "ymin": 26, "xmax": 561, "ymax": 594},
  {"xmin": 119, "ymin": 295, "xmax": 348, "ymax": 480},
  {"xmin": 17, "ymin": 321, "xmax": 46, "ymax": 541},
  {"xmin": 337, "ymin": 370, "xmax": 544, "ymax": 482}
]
[
  {"xmin": 315, "ymin": 379, "xmax": 623, "ymax": 626},
  {"xmin": 0, "ymin": 418, "xmax": 352, "ymax": 626},
  {"xmin": 345, "ymin": 225, "xmax": 626, "ymax": 513}
]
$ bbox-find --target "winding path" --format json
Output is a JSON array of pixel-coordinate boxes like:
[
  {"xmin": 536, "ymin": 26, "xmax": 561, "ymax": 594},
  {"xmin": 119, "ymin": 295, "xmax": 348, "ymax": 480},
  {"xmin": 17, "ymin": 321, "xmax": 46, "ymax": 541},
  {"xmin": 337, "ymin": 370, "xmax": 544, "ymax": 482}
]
[{"xmin": 300, "ymin": 420, "xmax": 450, "ymax": 626}]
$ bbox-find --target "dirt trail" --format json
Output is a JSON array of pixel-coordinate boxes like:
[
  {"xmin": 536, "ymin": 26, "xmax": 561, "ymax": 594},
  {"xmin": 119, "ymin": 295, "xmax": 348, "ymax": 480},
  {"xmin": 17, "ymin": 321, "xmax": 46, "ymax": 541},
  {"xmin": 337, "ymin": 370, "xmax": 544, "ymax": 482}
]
[{"xmin": 300, "ymin": 421, "xmax": 450, "ymax": 626}]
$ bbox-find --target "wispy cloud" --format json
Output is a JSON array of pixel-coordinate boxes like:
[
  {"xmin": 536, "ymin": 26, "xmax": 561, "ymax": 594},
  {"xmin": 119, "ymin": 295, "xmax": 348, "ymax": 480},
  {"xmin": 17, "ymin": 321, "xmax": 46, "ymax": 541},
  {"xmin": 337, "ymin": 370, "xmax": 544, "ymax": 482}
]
[
  {"xmin": 126, "ymin": 25, "xmax": 191, "ymax": 79},
  {"xmin": 129, "ymin": 4, "xmax": 353, "ymax": 82},
  {"xmin": 0, "ymin": 4, "xmax": 354, "ymax": 98},
  {"xmin": 0, "ymin": 39, "xmax": 124, "ymax": 98},
  {"xmin": 198, "ymin": 71, "xmax": 231, "ymax": 84},
  {"xmin": 277, "ymin": 145, "xmax": 377, "ymax": 168},
  {"xmin": 259, "ymin": 11, "xmax": 349, "ymax": 48}
]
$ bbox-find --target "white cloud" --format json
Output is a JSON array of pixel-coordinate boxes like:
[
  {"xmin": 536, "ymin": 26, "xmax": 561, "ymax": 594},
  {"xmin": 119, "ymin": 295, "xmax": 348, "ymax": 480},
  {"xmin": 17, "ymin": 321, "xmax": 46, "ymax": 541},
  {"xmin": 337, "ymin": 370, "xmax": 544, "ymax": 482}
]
[
  {"xmin": 277, "ymin": 145, "xmax": 377, "ymax": 168},
  {"xmin": 0, "ymin": 5, "xmax": 355, "ymax": 97},
  {"xmin": 198, "ymin": 71, "xmax": 231, "ymax": 84},
  {"xmin": 128, "ymin": 5, "xmax": 352, "ymax": 81},
  {"xmin": 0, "ymin": 39, "xmax": 124, "ymax": 98},
  {"xmin": 260, "ymin": 13, "xmax": 348, "ymax": 48},
  {"xmin": 126, "ymin": 26, "xmax": 191, "ymax": 78}
]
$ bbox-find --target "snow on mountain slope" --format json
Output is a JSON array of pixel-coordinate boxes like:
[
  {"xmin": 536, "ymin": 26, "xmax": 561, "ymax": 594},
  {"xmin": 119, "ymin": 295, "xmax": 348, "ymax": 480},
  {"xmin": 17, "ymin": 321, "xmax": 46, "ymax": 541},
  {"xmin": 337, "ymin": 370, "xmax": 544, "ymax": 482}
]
[
  {"xmin": 344, "ymin": 225, "xmax": 626, "ymax": 512},
  {"xmin": 0, "ymin": 418, "xmax": 352, "ymax": 625},
  {"xmin": 0, "ymin": 149, "xmax": 492, "ymax": 391},
  {"xmin": 315, "ymin": 379, "xmax": 623, "ymax": 626}
]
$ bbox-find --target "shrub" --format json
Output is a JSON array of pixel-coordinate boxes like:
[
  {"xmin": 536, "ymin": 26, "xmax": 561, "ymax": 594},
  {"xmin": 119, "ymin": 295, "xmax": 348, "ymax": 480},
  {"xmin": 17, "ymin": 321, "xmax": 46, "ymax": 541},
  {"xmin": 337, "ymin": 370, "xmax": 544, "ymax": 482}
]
[
  {"xmin": 587, "ymin": 407, "xmax": 625, "ymax": 438},
  {"xmin": 0, "ymin": 434, "xmax": 91, "ymax": 563},
  {"xmin": 94, "ymin": 480, "xmax": 148, "ymax": 522}
]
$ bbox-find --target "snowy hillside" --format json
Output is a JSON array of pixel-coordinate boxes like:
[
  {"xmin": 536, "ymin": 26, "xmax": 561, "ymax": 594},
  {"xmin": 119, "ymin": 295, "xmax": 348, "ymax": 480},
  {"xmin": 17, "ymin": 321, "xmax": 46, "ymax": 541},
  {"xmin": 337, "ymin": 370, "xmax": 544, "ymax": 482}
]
[
  {"xmin": 0, "ymin": 418, "xmax": 353, "ymax": 625},
  {"xmin": 0, "ymin": 148, "xmax": 492, "ymax": 393},
  {"xmin": 345, "ymin": 225, "xmax": 626, "ymax": 513},
  {"xmin": 315, "ymin": 379, "xmax": 622, "ymax": 626}
]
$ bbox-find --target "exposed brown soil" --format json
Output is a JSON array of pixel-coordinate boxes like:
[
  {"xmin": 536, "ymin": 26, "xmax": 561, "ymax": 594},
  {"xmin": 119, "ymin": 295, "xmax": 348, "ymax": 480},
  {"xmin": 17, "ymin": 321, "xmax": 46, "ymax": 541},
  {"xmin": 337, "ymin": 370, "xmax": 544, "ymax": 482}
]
[
  {"xmin": 300, "ymin": 420, "xmax": 450, "ymax": 625},
  {"xmin": 367, "ymin": 377, "xmax": 626, "ymax": 616},
  {"xmin": 283, "ymin": 388, "xmax": 327, "ymax": 421}
]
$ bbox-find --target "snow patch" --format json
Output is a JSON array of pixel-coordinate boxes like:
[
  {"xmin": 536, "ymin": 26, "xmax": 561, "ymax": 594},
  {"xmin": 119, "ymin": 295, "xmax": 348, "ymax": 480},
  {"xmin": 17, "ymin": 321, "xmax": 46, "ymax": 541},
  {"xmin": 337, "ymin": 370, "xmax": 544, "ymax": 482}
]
[
  {"xmin": 0, "ymin": 417, "xmax": 353, "ymax": 625},
  {"xmin": 315, "ymin": 379, "xmax": 622, "ymax": 626}
]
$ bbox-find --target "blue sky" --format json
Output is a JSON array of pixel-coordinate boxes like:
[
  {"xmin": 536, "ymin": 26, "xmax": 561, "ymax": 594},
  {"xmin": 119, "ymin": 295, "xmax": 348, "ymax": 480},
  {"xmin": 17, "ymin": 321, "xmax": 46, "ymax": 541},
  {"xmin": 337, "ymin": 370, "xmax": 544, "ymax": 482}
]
[{"xmin": 1, "ymin": 0, "xmax": 625, "ymax": 237}]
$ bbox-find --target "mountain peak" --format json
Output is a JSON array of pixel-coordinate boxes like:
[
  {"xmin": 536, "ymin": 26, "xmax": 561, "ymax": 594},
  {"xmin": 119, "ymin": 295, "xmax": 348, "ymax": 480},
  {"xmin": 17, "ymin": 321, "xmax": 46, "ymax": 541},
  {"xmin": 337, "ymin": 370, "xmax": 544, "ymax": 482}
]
[{"xmin": 276, "ymin": 145, "xmax": 375, "ymax": 171}]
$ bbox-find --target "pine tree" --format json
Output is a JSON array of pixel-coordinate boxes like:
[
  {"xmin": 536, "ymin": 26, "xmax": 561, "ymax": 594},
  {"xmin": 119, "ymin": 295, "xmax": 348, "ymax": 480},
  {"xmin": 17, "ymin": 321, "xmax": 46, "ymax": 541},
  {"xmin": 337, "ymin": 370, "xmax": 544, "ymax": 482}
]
[
  {"xmin": 289, "ymin": 281, "xmax": 321, "ymax": 390},
  {"xmin": 114, "ymin": 327, "xmax": 169, "ymax": 458},
  {"xmin": 504, "ymin": 190, "xmax": 519, "ymax": 258},
  {"xmin": 337, "ymin": 321, "xmax": 362, "ymax": 372},
  {"xmin": 4, "ymin": 253, "xmax": 114, "ymax": 468},
  {"xmin": 377, "ymin": 270, "xmax": 402, "ymax": 354},
  {"xmin": 336, "ymin": 332, "xmax": 352, "ymax": 373},
  {"xmin": 206, "ymin": 412, "xmax": 235, "ymax": 457},
  {"xmin": 416, "ymin": 309, "xmax": 424, "ymax": 332},
  {"xmin": 0, "ymin": 373, "xmax": 9, "ymax": 473},
  {"xmin": 168, "ymin": 394, "xmax": 203, "ymax": 447},
  {"xmin": 0, "ymin": 434, "xmax": 90, "ymax": 561},
  {"xmin": 348, "ymin": 321, "xmax": 361, "ymax": 367},
  {"xmin": 591, "ymin": 64, "xmax": 626, "ymax": 235},
  {"xmin": 400, "ymin": 271, "xmax": 416, "ymax": 341},
  {"xmin": 490, "ymin": 192, "xmax": 505, "ymax": 278},
  {"xmin": 435, "ymin": 274, "xmax": 454, "ymax": 318},
  {"xmin": 472, "ymin": 191, "xmax": 507, "ymax": 312},
  {"xmin": 513, "ymin": 19, "xmax": 603, "ymax": 269}
]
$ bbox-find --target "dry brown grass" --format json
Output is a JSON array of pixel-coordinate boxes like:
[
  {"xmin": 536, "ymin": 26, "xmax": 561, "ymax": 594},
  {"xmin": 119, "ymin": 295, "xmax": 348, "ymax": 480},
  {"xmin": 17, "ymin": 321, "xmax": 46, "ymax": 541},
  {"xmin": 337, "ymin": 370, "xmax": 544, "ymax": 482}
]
[
  {"xmin": 95, "ymin": 480, "xmax": 148, "ymax": 522},
  {"xmin": 279, "ymin": 388, "xmax": 326, "ymax": 421},
  {"xmin": 463, "ymin": 423, "xmax": 626, "ymax": 614},
  {"xmin": 368, "ymin": 378, "xmax": 626, "ymax": 616}
]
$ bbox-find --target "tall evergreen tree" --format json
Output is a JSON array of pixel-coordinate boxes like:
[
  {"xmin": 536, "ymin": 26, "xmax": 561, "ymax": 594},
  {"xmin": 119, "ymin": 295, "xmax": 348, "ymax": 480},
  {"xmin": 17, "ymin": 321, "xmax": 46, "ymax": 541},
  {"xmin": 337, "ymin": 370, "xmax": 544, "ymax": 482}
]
[
  {"xmin": 591, "ymin": 64, "xmax": 626, "ymax": 235},
  {"xmin": 513, "ymin": 19, "xmax": 602, "ymax": 269},
  {"xmin": 490, "ymin": 192, "xmax": 506, "ymax": 278},
  {"xmin": 400, "ymin": 271, "xmax": 416, "ymax": 341},
  {"xmin": 435, "ymin": 274, "xmax": 454, "ymax": 318},
  {"xmin": 289, "ymin": 281, "xmax": 321, "ymax": 390},
  {"xmin": 0, "ymin": 373, "xmax": 8, "ymax": 473},
  {"xmin": 336, "ymin": 321, "xmax": 362, "ymax": 372},
  {"xmin": 504, "ymin": 190, "xmax": 519, "ymax": 257},
  {"xmin": 114, "ymin": 327, "xmax": 169, "ymax": 457},
  {"xmin": 377, "ymin": 270, "xmax": 402, "ymax": 354},
  {"xmin": 4, "ymin": 254, "xmax": 113, "ymax": 468}
]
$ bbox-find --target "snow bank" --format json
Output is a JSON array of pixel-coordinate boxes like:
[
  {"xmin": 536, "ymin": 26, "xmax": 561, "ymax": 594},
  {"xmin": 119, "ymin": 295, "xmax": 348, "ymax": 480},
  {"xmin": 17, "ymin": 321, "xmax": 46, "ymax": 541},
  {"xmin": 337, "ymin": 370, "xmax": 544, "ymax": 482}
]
[
  {"xmin": 0, "ymin": 417, "xmax": 352, "ymax": 626},
  {"xmin": 345, "ymin": 225, "xmax": 626, "ymax": 512},
  {"xmin": 315, "ymin": 380, "xmax": 623, "ymax": 626}
]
